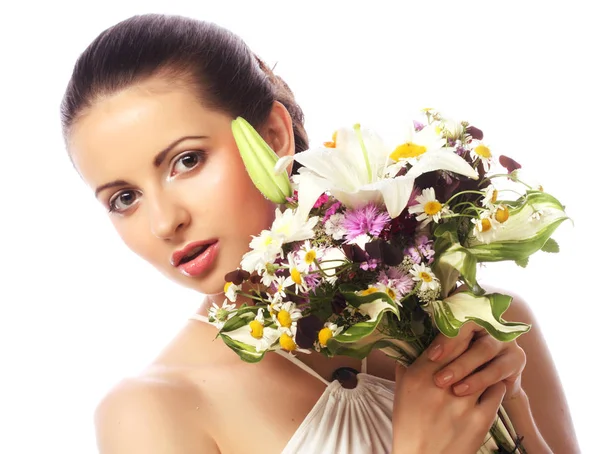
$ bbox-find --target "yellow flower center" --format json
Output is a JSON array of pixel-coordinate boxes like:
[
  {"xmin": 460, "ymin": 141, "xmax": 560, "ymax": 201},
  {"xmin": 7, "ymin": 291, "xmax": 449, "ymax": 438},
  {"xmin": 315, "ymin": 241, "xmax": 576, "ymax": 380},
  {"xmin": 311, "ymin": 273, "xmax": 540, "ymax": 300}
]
[
  {"xmin": 224, "ymin": 282, "xmax": 232, "ymax": 293},
  {"xmin": 249, "ymin": 320, "xmax": 263, "ymax": 339},
  {"xmin": 324, "ymin": 131, "xmax": 338, "ymax": 148},
  {"xmin": 474, "ymin": 144, "xmax": 492, "ymax": 159},
  {"xmin": 318, "ymin": 327, "xmax": 333, "ymax": 347},
  {"xmin": 277, "ymin": 310, "xmax": 293, "ymax": 328},
  {"xmin": 304, "ymin": 250, "xmax": 317, "ymax": 264},
  {"xmin": 386, "ymin": 288, "xmax": 396, "ymax": 300},
  {"xmin": 424, "ymin": 200, "xmax": 442, "ymax": 216},
  {"xmin": 419, "ymin": 272, "xmax": 433, "ymax": 283},
  {"xmin": 359, "ymin": 287, "xmax": 378, "ymax": 296},
  {"xmin": 390, "ymin": 142, "xmax": 427, "ymax": 161},
  {"xmin": 291, "ymin": 268, "xmax": 302, "ymax": 285},
  {"xmin": 495, "ymin": 205, "xmax": 510, "ymax": 223},
  {"xmin": 280, "ymin": 332, "xmax": 297, "ymax": 351},
  {"xmin": 491, "ymin": 189, "xmax": 498, "ymax": 204},
  {"xmin": 479, "ymin": 218, "xmax": 492, "ymax": 232},
  {"xmin": 435, "ymin": 125, "xmax": 443, "ymax": 135}
]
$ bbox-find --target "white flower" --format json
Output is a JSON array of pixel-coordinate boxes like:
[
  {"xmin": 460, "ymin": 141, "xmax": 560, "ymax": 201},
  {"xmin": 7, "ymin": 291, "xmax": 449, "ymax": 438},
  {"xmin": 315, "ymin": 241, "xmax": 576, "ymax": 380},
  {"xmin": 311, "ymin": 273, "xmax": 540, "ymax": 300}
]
[
  {"xmin": 408, "ymin": 187, "xmax": 450, "ymax": 226},
  {"xmin": 224, "ymin": 282, "xmax": 241, "ymax": 302},
  {"xmin": 346, "ymin": 233, "xmax": 371, "ymax": 250},
  {"xmin": 272, "ymin": 301, "xmax": 303, "ymax": 331},
  {"xmin": 481, "ymin": 185, "xmax": 499, "ymax": 209},
  {"xmin": 389, "ymin": 123, "xmax": 447, "ymax": 163},
  {"xmin": 296, "ymin": 240, "xmax": 324, "ymax": 273},
  {"xmin": 324, "ymin": 213, "xmax": 347, "ymax": 240},
  {"xmin": 471, "ymin": 211, "xmax": 500, "ymax": 244},
  {"xmin": 241, "ymin": 229, "xmax": 283, "ymax": 272},
  {"xmin": 271, "ymin": 207, "xmax": 319, "ymax": 244},
  {"xmin": 271, "ymin": 275, "xmax": 288, "ymax": 299},
  {"xmin": 207, "ymin": 300, "xmax": 237, "ymax": 329},
  {"xmin": 291, "ymin": 124, "xmax": 477, "ymax": 220},
  {"xmin": 470, "ymin": 141, "xmax": 493, "ymax": 172},
  {"xmin": 441, "ymin": 119, "xmax": 464, "ymax": 140},
  {"xmin": 283, "ymin": 252, "xmax": 308, "ymax": 293},
  {"xmin": 317, "ymin": 322, "xmax": 344, "ymax": 348},
  {"xmin": 320, "ymin": 247, "xmax": 349, "ymax": 284},
  {"xmin": 409, "ymin": 263, "xmax": 440, "ymax": 292},
  {"xmin": 278, "ymin": 323, "xmax": 312, "ymax": 354}
]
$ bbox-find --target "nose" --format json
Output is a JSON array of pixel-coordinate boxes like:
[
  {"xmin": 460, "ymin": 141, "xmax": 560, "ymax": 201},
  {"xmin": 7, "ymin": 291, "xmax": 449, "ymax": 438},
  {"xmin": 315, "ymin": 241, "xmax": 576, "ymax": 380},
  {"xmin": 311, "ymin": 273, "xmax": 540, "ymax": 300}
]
[{"xmin": 147, "ymin": 191, "xmax": 191, "ymax": 240}]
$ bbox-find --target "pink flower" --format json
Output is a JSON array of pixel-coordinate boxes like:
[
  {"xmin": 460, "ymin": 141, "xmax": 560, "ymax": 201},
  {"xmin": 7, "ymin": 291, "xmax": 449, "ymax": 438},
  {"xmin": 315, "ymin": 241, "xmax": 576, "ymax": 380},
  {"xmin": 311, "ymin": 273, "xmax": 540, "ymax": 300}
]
[
  {"xmin": 343, "ymin": 203, "xmax": 391, "ymax": 241},
  {"xmin": 313, "ymin": 193, "xmax": 330, "ymax": 209}
]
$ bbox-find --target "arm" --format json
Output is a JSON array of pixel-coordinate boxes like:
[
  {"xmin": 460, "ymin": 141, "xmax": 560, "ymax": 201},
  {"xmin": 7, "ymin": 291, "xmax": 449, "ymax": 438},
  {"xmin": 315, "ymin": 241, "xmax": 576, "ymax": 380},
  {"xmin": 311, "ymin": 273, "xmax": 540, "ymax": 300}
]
[
  {"xmin": 94, "ymin": 377, "xmax": 220, "ymax": 454},
  {"xmin": 503, "ymin": 294, "xmax": 580, "ymax": 453}
]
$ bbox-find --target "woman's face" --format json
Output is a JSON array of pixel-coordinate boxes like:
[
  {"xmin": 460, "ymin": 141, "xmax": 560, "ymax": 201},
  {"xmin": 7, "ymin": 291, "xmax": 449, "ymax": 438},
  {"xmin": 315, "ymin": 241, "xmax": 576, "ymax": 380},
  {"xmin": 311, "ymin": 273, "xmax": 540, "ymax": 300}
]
[{"xmin": 69, "ymin": 79, "xmax": 293, "ymax": 296}]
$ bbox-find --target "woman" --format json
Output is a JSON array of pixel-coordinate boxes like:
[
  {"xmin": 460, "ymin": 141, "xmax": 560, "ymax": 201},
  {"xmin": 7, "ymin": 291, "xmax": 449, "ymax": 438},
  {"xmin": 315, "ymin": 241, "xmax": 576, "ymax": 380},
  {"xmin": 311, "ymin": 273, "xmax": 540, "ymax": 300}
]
[{"xmin": 61, "ymin": 13, "xmax": 579, "ymax": 454}]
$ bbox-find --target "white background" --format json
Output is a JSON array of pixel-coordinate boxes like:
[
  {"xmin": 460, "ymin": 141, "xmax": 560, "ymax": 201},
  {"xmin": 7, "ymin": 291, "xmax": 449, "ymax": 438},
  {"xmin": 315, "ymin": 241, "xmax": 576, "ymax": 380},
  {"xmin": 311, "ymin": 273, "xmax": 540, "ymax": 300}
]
[{"xmin": 0, "ymin": 1, "xmax": 597, "ymax": 452}]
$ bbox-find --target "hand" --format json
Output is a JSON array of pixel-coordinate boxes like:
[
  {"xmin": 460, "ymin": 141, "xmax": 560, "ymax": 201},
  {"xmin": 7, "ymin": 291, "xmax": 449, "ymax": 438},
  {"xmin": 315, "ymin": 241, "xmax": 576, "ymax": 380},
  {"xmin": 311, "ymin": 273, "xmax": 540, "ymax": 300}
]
[
  {"xmin": 427, "ymin": 321, "xmax": 527, "ymax": 402},
  {"xmin": 392, "ymin": 347, "xmax": 506, "ymax": 454}
]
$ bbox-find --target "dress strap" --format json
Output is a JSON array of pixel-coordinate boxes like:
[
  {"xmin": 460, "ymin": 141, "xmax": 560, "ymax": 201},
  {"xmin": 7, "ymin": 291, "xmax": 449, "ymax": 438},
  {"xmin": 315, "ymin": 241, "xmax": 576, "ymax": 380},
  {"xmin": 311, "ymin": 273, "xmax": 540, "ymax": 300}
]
[
  {"xmin": 189, "ymin": 313, "xmax": 210, "ymax": 323},
  {"xmin": 274, "ymin": 350, "xmax": 331, "ymax": 386},
  {"xmin": 361, "ymin": 356, "xmax": 368, "ymax": 374}
]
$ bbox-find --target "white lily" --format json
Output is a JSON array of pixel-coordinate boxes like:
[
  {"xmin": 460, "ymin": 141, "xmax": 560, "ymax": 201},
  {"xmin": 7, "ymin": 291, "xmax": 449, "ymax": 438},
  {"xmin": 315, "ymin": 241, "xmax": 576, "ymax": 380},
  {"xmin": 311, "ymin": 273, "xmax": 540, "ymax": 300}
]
[{"xmin": 290, "ymin": 124, "xmax": 477, "ymax": 220}]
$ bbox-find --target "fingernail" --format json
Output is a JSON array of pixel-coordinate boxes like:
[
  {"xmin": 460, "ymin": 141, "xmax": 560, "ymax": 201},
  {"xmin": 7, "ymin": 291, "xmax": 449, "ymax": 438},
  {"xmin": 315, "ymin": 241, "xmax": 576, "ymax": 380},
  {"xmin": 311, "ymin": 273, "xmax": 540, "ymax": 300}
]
[
  {"xmin": 428, "ymin": 344, "xmax": 442, "ymax": 361},
  {"xmin": 436, "ymin": 370, "xmax": 454, "ymax": 385},
  {"xmin": 454, "ymin": 383, "xmax": 470, "ymax": 395}
]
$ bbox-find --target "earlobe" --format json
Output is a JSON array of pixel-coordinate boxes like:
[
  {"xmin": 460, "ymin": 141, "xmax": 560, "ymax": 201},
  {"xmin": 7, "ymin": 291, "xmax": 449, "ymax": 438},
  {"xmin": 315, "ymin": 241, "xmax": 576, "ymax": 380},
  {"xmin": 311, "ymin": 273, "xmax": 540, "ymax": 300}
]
[{"xmin": 262, "ymin": 101, "xmax": 296, "ymax": 161}]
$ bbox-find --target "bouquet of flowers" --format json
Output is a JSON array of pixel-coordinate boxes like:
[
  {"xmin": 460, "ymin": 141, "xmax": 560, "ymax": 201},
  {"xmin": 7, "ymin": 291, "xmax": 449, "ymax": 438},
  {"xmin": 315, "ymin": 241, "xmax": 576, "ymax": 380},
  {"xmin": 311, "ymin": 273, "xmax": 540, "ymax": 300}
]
[{"xmin": 208, "ymin": 109, "xmax": 569, "ymax": 452}]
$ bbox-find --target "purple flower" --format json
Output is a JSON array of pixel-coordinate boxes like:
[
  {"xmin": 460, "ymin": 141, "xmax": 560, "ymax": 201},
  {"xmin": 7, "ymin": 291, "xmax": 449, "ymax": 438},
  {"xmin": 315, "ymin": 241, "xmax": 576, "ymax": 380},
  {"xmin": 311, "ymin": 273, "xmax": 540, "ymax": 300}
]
[
  {"xmin": 413, "ymin": 120, "xmax": 425, "ymax": 132},
  {"xmin": 378, "ymin": 268, "xmax": 414, "ymax": 297},
  {"xmin": 343, "ymin": 203, "xmax": 391, "ymax": 241},
  {"xmin": 304, "ymin": 273, "xmax": 322, "ymax": 291},
  {"xmin": 360, "ymin": 259, "xmax": 379, "ymax": 271},
  {"xmin": 404, "ymin": 245, "xmax": 422, "ymax": 264},
  {"xmin": 416, "ymin": 235, "xmax": 435, "ymax": 264},
  {"xmin": 324, "ymin": 201, "xmax": 343, "ymax": 221}
]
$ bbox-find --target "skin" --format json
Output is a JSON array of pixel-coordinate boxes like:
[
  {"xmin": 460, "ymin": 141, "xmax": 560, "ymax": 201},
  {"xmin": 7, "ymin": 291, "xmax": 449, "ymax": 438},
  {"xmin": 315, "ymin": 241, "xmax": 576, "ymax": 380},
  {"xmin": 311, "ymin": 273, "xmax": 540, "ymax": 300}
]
[{"xmin": 69, "ymin": 77, "xmax": 580, "ymax": 453}]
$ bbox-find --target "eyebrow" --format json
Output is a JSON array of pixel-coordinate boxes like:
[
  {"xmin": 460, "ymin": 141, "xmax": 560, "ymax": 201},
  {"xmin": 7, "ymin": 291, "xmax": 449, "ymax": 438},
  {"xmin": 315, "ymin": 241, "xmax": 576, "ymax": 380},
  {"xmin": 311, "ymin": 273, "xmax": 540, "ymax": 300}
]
[{"xmin": 94, "ymin": 135, "xmax": 208, "ymax": 197}]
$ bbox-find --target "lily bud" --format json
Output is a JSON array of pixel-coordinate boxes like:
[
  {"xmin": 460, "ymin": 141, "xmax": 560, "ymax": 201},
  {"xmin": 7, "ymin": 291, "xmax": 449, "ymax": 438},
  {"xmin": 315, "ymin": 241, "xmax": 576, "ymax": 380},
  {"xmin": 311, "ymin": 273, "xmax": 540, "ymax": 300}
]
[{"xmin": 231, "ymin": 117, "xmax": 293, "ymax": 204}]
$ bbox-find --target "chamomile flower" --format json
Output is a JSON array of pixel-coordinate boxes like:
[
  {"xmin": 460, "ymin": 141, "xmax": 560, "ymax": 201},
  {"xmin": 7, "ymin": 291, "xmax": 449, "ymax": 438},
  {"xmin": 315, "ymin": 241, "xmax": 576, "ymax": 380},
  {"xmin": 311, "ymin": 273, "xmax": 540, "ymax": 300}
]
[
  {"xmin": 271, "ymin": 207, "xmax": 319, "ymax": 244},
  {"xmin": 408, "ymin": 187, "xmax": 450, "ymax": 226},
  {"xmin": 278, "ymin": 324, "xmax": 311, "ymax": 353},
  {"xmin": 246, "ymin": 308, "xmax": 281, "ymax": 352},
  {"xmin": 317, "ymin": 322, "xmax": 344, "ymax": 348},
  {"xmin": 283, "ymin": 252, "xmax": 308, "ymax": 293},
  {"xmin": 296, "ymin": 241, "xmax": 323, "ymax": 273},
  {"xmin": 481, "ymin": 185, "xmax": 499, "ymax": 209},
  {"xmin": 272, "ymin": 301, "xmax": 303, "ymax": 330},
  {"xmin": 470, "ymin": 142, "xmax": 493, "ymax": 172},
  {"xmin": 409, "ymin": 263, "xmax": 440, "ymax": 292},
  {"xmin": 472, "ymin": 212, "xmax": 500, "ymax": 244},
  {"xmin": 271, "ymin": 275, "xmax": 288, "ymax": 299},
  {"xmin": 207, "ymin": 300, "xmax": 237, "ymax": 329},
  {"xmin": 223, "ymin": 281, "xmax": 241, "ymax": 302}
]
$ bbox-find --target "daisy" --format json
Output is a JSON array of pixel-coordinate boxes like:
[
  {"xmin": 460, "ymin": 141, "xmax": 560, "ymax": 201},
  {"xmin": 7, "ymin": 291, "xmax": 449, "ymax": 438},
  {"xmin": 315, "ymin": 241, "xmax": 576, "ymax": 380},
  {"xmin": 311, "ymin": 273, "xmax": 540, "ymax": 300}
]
[
  {"xmin": 241, "ymin": 229, "xmax": 284, "ymax": 273},
  {"xmin": 272, "ymin": 301, "xmax": 303, "ymax": 331},
  {"xmin": 317, "ymin": 322, "xmax": 344, "ymax": 348},
  {"xmin": 207, "ymin": 300, "xmax": 237, "ymax": 329},
  {"xmin": 278, "ymin": 324, "xmax": 311, "ymax": 353},
  {"xmin": 283, "ymin": 252, "xmax": 308, "ymax": 293},
  {"xmin": 408, "ymin": 187, "xmax": 450, "ymax": 226},
  {"xmin": 472, "ymin": 212, "xmax": 500, "ymax": 244},
  {"xmin": 409, "ymin": 263, "xmax": 440, "ymax": 292},
  {"xmin": 223, "ymin": 281, "xmax": 241, "ymax": 302},
  {"xmin": 470, "ymin": 142, "xmax": 493, "ymax": 172},
  {"xmin": 296, "ymin": 240, "xmax": 323, "ymax": 273}
]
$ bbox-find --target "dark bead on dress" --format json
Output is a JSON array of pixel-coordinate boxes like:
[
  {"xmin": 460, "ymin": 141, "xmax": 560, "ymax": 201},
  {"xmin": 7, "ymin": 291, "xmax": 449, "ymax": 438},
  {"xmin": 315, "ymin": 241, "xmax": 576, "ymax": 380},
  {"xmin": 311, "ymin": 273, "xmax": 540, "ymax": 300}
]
[{"xmin": 332, "ymin": 367, "xmax": 360, "ymax": 389}]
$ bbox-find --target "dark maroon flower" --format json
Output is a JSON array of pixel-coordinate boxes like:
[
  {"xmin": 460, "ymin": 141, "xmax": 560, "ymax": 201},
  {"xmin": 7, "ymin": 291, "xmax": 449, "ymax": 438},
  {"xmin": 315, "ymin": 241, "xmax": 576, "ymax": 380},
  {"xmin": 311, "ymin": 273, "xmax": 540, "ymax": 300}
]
[
  {"xmin": 224, "ymin": 269, "xmax": 250, "ymax": 285},
  {"xmin": 331, "ymin": 292, "xmax": 348, "ymax": 315},
  {"xmin": 466, "ymin": 125, "xmax": 484, "ymax": 140},
  {"xmin": 499, "ymin": 155, "xmax": 522, "ymax": 173},
  {"xmin": 296, "ymin": 315, "xmax": 324, "ymax": 349}
]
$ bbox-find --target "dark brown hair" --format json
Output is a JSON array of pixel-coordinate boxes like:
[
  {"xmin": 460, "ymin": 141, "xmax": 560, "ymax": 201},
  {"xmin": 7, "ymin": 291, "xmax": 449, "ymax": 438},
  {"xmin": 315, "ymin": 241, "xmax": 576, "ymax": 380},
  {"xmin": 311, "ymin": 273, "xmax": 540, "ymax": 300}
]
[{"xmin": 60, "ymin": 13, "xmax": 308, "ymax": 170}]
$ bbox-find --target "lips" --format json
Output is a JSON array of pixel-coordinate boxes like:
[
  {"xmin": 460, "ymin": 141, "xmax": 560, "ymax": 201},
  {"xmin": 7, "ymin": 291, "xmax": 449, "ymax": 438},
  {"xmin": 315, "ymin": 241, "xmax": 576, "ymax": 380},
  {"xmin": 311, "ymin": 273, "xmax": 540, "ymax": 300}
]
[{"xmin": 171, "ymin": 240, "xmax": 218, "ymax": 267}]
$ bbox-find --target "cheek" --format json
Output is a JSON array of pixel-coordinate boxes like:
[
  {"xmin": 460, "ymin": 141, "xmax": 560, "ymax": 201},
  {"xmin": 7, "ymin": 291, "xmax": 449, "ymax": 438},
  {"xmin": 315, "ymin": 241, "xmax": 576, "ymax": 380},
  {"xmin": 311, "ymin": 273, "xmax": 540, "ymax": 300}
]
[{"xmin": 111, "ymin": 215, "xmax": 161, "ymax": 264}]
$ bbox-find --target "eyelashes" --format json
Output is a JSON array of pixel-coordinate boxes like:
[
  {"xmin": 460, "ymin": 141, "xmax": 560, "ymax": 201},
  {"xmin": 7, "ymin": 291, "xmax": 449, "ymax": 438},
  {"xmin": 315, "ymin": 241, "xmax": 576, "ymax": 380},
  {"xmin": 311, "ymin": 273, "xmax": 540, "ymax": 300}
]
[{"xmin": 107, "ymin": 150, "xmax": 208, "ymax": 214}]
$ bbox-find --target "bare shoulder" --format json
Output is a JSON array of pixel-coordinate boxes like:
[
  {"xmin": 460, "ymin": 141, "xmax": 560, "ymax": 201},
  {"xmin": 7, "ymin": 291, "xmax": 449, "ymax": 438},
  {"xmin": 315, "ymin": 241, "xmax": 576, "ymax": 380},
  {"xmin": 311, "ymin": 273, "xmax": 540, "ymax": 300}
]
[
  {"xmin": 94, "ymin": 373, "xmax": 220, "ymax": 454},
  {"xmin": 484, "ymin": 284, "xmax": 581, "ymax": 453}
]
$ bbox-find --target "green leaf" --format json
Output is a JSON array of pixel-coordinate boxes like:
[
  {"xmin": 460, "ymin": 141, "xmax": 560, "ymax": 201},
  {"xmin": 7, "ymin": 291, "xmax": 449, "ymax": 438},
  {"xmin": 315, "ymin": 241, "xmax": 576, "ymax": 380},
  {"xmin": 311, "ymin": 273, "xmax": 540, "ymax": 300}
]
[
  {"xmin": 433, "ymin": 244, "xmax": 482, "ymax": 297},
  {"xmin": 220, "ymin": 332, "xmax": 268, "ymax": 363},
  {"xmin": 515, "ymin": 257, "xmax": 529, "ymax": 268},
  {"xmin": 541, "ymin": 238, "xmax": 560, "ymax": 253},
  {"xmin": 430, "ymin": 292, "xmax": 531, "ymax": 342}
]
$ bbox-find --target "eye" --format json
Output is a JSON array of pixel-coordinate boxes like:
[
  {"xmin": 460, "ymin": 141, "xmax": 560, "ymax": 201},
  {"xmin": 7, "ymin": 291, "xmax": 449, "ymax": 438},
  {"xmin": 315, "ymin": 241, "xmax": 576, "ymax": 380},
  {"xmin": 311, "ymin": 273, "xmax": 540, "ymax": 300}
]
[
  {"xmin": 108, "ymin": 190, "xmax": 140, "ymax": 214},
  {"xmin": 170, "ymin": 151, "xmax": 206, "ymax": 177}
]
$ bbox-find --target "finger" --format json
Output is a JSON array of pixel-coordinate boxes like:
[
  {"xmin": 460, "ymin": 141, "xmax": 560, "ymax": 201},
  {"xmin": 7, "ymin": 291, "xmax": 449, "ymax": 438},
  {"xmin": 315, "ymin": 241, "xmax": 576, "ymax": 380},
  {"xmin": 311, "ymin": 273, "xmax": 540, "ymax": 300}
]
[
  {"xmin": 433, "ymin": 334, "xmax": 503, "ymax": 389},
  {"xmin": 477, "ymin": 381, "xmax": 506, "ymax": 424},
  {"xmin": 452, "ymin": 347, "xmax": 525, "ymax": 396},
  {"xmin": 427, "ymin": 321, "xmax": 484, "ymax": 362}
]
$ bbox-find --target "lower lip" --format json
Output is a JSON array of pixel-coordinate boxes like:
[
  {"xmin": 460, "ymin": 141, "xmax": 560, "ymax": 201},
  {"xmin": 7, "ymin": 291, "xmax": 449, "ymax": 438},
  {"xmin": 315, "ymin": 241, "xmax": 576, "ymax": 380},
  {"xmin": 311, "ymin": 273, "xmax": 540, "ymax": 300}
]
[{"xmin": 177, "ymin": 242, "xmax": 219, "ymax": 277}]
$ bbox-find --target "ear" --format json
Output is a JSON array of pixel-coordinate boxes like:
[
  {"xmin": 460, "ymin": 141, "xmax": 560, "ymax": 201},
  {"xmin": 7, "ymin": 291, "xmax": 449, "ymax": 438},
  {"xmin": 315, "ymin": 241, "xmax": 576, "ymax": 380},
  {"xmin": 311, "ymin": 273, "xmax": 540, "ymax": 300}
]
[{"xmin": 260, "ymin": 101, "xmax": 296, "ymax": 174}]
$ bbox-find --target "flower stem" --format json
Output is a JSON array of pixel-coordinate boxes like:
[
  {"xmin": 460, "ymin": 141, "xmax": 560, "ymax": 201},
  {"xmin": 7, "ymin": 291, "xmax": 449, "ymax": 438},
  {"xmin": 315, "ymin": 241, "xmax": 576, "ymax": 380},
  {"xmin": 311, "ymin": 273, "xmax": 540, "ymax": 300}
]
[{"xmin": 354, "ymin": 124, "xmax": 373, "ymax": 182}]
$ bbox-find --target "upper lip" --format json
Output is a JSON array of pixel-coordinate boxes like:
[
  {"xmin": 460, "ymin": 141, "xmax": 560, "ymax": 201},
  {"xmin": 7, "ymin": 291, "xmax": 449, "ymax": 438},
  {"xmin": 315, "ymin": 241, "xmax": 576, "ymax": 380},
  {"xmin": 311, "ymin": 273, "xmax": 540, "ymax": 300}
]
[{"xmin": 171, "ymin": 240, "xmax": 217, "ymax": 267}]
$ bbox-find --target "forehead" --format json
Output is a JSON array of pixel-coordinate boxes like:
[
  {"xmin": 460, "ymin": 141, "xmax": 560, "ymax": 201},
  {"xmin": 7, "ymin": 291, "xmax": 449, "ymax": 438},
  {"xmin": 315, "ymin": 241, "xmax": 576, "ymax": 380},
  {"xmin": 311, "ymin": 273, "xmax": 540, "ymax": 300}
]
[{"xmin": 68, "ymin": 81, "xmax": 228, "ymax": 188}]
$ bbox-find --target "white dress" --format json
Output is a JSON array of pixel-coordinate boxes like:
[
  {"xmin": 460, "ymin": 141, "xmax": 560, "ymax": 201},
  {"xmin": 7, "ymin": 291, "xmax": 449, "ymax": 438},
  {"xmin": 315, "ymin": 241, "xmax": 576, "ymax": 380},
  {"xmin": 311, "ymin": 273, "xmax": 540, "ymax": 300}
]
[{"xmin": 190, "ymin": 314, "xmax": 395, "ymax": 454}]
